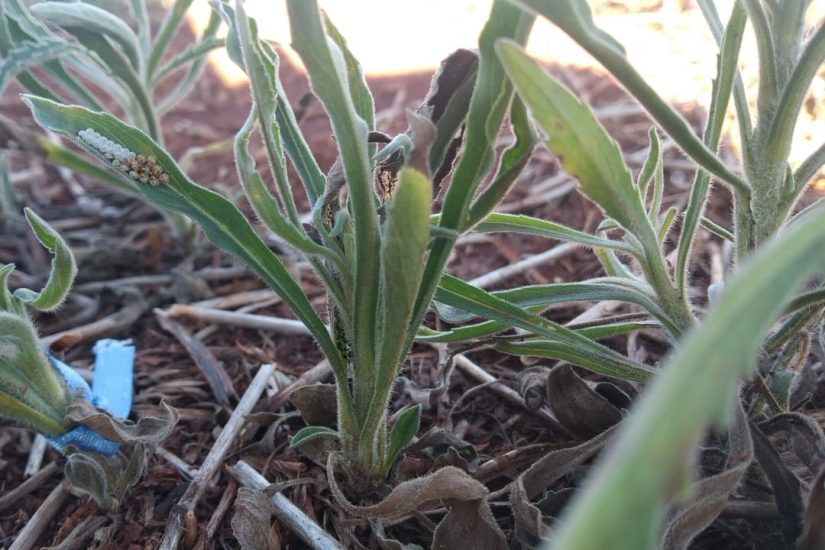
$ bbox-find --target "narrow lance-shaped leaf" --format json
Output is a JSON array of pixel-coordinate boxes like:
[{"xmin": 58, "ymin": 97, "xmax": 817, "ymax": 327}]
[
  {"xmin": 12, "ymin": 208, "xmax": 77, "ymax": 311},
  {"xmin": 676, "ymin": 2, "xmax": 745, "ymax": 295},
  {"xmin": 0, "ymin": 39, "xmax": 79, "ymax": 96},
  {"xmin": 386, "ymin": 404, "xmax": 422, "ymax": 468},
  {"xmin": 473, "ymin": 212, "xmax": 639, "ymax": 256},
  {"xmin": 290, "ymin": 425, "xmax": 340, "ymax": 448},
  {"xmin": 21, "ymin": 97, "xmax": 352, "ymax": 412},
  {"xmin": 406, "ymin": 0, "xmax": 535, "ymax": 357},
  {"xmin": 362, "ymin": 169, "xmax": 432, "ymax": 439},
  {"xmin": 322, "ymin": 12, "xmax": 375, "ymax": 134},
  {"xmin": 496, "ymin": 39, "xmax": 648, "ymax": 238},
  {"xmin": 436, "ymin": 275, "xmax": 655, "ymax": 382},
  {"xmin": 467, "ymin": 95, "xmax": 538, "ymax": 226},
  {"xmin": 234, "ymin": 1, "xmax": 300, "ymax": 224},
  {"xmin": 511, "ymin": 0, "xmax": 748, "ymax": 193},
  {"xmin": 287, "ymin": 0, "xmax": 380, "ymax": 399},
  {"xmin": 234, "ymin": 105, "xmax": 346, "ymax": 273},
  {"xmin": 147, "ymin": 0, "xmax": 195, "ymax": 79},
  {"xmin": 210, "ymin": 1, "xmax": 324, "ymax": 203},
  {"xmin": 549, "ymin": 199, "xmax": 825, "ymax": 550},
  {"xmin": 764, "ymin": 22, "xmax": 825, "ymax": 204},
  {"xmin": 29, "ymin": 2, "xmax": 142, "ymax": 71},
  {"xmin": 157, "ymin": 7, "xmax": 222, "ymax": 115}
]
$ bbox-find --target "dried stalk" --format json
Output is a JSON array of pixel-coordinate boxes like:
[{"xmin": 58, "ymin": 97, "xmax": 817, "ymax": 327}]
[
  {"xmin": 227, "ymin": 460, "xmax": 345, "ymax": 550},
  {"xmin": 158, "ymin": 363, "xmax": 276, "ymax": 550},
  {"xmin": 9, "ymin": 482, "xmax": 71, "ymax": 550}
]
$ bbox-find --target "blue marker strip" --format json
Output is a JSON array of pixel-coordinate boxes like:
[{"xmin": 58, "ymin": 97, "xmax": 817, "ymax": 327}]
[{"xmin": 46, "ymin": 339, "xmax": 135, "ymax": 456}]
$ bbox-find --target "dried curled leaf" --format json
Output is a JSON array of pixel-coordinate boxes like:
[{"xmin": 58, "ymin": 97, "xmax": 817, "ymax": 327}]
[
  {"xmin": 759, "ymin": 412, "xmax": 825, "ymax": 483},
  {"xmin": 66, "ymin": 399, "xmax": 178, "ymax": 445},
  {"xmin": 515, "ymin": 366, "xmax": 549, "ymax": 410},
  {"xmin": 289, "ymin": 383, "xmax": 338, "ymax": 426},
  {"xmin": 230, "ymin": 487, "xmax": 278, "ymax": 550},
  {"xmin": 511, "ymin": 425, "xmax": 616, "ymax": 546},
  {"xmin": 798, "ymin": 465, "xmax": 825, "ymax": 550},
  {"xmin": 406, "ymin": 428, "xmax": 480, "ymax": 473},
  {"xmin": 751, "ymin": 416, "xmax": 806, "ymax": 545},
  {"xmin": 661, "ymin": 402, "xmax": 753, "ymax": 549},
  {"xmin": 546, "ymin": 364, "xmax": 623, "ymax": 439},
  {"xmin": 432, "ymin": 499, "xmax": 507, "ymax": 550},
  {"xmin": 370, "ymin": 519, "xmax": 425, "ymax": 550},
  {"xmin": 328, "ymin": 454, "xmax": 504, "ymax": 548}
]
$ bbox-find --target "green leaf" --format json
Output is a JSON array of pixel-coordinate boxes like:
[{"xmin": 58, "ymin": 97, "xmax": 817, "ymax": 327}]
[
  {"xmin": 362, "ymin": 169, "xmax": 432, "ymax": 442},
  {"xmin": 22, "ymin": 96, "xmax": 350, "ymax": 391},
  {"xmin": 473, "ymin": 212, "xmax": 638, "ymax": 256},
  {"xmin": 742, "ymin": 0, "xmax": 778, "ymax": 119},
  {"xmin": 0, "ymin": 264, "xmax": 15, "ymax": 314},
  {"xmin": 1, "ymin": 0, "xmax": 105, "ymax": 109},
  {"xmin": 467, "ymin": 96, "xmax": 537, "ymax": 225},
  {"xmin": 151, "ymin": 37, "xmax": 225, "ymax": 86},
  {"xmin": 407, "ymin": 0, "xmax": 535, "ymax": 358},
  {"xmin": 29, "ymin": 2, "xmax": 142, "ymax": 71},
  {"xmin": 436, "ymin": 276, "xmax": 675, "ymax": 334},
  {"xmin": 0, "ymin": 39, "xmax": 78, "ymax": 96},
  {"xmin": 322, "ymin": 11, "xmax": 375, "ymax": 133},
  {"xmin": 67, "ymin": 28, "xmax": 159, "ymax": 140},
  {"xmin": 157, "ymin": 7, "xmax": 221, "ymax": 115},
  {"xmin": 512, "ymin": 0, "xmax": 747, "ymax": 193},
  {"xmin": 289, "ymin": 425, "xmax": 340, "ymax": 448},
  {"xmin": 234, "ymin": 105, "xmax": 343, "ymax": 270},
  {"xmin": 417, "ymin": 314, "xmax": 656, "ymax": 344},
  {"xmin": 147, "ymin": 0, "xmax": 195, "ymax": 79},
  {"xmin": 794, "ymin": 140, "xmax": 825, "ymax": 193},
  {"xmin": 435, "ymin": 275, "xmax": 655, "ymax": 382},
  {"xmin": 210, "ymin": 0, "xmax": 326, "ymax": 205},
  {"xmin": 234, "ymin": 1, "xmax": 300, "ymax": 223},
  {"xmin": 0, "ymin": 312, "xmax": 71, "ymax": 436},
  {"xmin": 764, "ymin": 22, "xmax": 825, "ymax": 200},
  {"xmin": 496, "ymin": 40, "xmax": 648, "ymax": 237},
  {"xmin": 677, "ymin": 3, "xmax": 746, "ymax": 294},
  {"xmin": 549, "ymin": 199, "xmax": 825, "ymax": 550},
  {"xmin": 386, "ymin": 404, "xmax": 422, "ymax": 467},
  {"xmin": 12, "ymin": 208, "xmax": 77, "ymax": 311},
  {"xmin": 635, "ymin": 127, "xmax": 660, "ymax": 194},
  {"xmin": 288, "ymin": 0, "xmax": 380, "ymax": 402}
]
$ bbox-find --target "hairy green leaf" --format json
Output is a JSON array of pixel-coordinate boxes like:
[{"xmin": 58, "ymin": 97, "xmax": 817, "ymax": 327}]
[
  {"xmin": 22, "ymin": 96, "xmax": 349, "ymax": 392},
  {"xmin": 386, "ymin": 404, "xmax": 422, "ymax": 467},
  {"xmin": 30, "ymin": 2, "xmax": 142, "ymax": 70},
  {"xmin": 496, "ymin": 40, "xmax": 648, "ymax": 237},
  {"xmin": 12, "ymin": 208, "xmax": 77, "ymax": 311},
  {"xmin": 474, "ymin": 212, "xmax": 638, "ymax": 256},
  {"xmin": 436, "ymin": 275, "xmax": 654, "ymax": 382},
  {"xmin": 290, "ymin": 425, "xmax": 340, "ymax": 448},
  {"xmin": 549, "ymin": 200, "xmax": 825, "ymax": 550},
  {"xmin": 510, "ymin": 0, "xmax": 747, "ymax": 193}
]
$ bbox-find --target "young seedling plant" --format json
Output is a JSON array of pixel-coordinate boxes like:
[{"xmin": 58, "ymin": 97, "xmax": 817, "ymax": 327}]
[
  {"xmin": 22, "ymin": 0, "xmax": 542, "ymax": 509},
  {"xmin": 414, "ymin": 1, "xmax": 825, "ymax": 548},
  {"xmin": 0, "ymin": 0, "xmax": 225, "ymax": 241},
  {"xmin": 0, "ymin": 208, "xmax": 177, "ymax": 510}
]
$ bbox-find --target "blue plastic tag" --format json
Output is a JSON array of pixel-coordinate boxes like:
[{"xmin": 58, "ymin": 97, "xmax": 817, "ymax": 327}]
[{"xmin": 46, "ymin": 339, "xmax": 135, "ymax": 456}]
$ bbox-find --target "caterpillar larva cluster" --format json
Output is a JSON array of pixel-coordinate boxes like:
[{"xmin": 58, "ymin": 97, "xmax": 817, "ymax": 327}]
[{"xmin": 78, "ymin": 128, "xmax": 169, "ymax": 186}]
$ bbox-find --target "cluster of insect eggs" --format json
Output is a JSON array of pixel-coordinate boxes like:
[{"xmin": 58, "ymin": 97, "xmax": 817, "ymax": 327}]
[
  {"xmin": 109, "ymin": 152, "xmax": 169, "ymax": 186},
  {"xmin": 77, "ymin": 128, "xmax": 169, "ymax": 186}
]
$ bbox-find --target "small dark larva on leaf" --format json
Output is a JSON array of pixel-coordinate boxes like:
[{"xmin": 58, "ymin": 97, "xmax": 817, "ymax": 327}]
[{"xmin": 77, "ymin": 128, "xmax": 170, "ymax": 187}]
